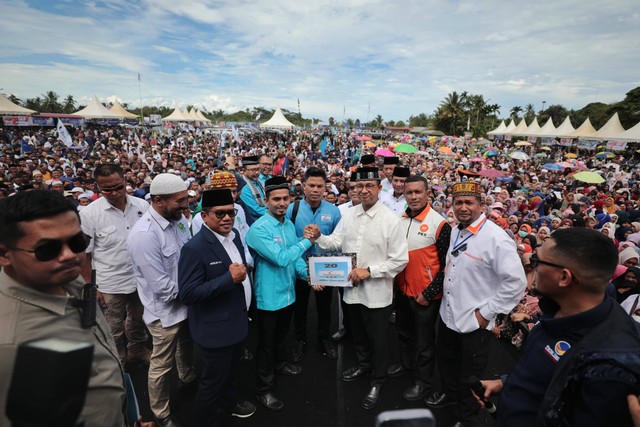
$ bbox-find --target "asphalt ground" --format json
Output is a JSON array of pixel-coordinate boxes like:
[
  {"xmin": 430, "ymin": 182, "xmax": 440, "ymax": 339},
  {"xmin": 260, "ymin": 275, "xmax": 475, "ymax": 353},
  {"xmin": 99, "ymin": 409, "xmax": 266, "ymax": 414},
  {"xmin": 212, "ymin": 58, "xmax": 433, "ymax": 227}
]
[{"xmin": 129, "ymin": 290, "xmax": 521, "ymax": 427}]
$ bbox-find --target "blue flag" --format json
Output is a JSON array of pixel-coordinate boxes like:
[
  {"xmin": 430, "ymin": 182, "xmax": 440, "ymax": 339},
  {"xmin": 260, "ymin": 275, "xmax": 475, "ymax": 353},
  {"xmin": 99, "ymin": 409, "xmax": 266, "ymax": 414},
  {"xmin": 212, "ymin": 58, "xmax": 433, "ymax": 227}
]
[
  {"xmin": 320, "ymin": 138, "xmax": 328, "ymax": 156},
  {"xmin": 281, "ymin": 155, "xmax": 289, "ymax": 176}
]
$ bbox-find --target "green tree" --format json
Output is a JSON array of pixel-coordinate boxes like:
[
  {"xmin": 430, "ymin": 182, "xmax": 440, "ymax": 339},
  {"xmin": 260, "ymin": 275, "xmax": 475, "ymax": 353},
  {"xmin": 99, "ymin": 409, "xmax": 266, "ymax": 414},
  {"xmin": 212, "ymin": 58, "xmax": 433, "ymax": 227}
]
[
  {"xmin": 25, "ymin": 96, "xmax": 42, "ymax": 111},
  {"xmin": 510, "ymin": 106, "xmax": 523, "ymax": 120},
  {"xmin": 409, "ymin": 113, "xmax": 431, "ymax": 127},
  {"xmin": 524, "ymin": 103, "xmax": 535, "ymax": 122},
  {"xmin": 328, "ymin": 117, "xmax": 335, "ymax": 126},
  {"xmin": 436, "ymin": 91, "xmax": 464, "ymax": 134},
  {"xmin": 8, "ymin": 94, "xmax": 22, "ymax": 106},
  {"xmin": 62, "ymin": 95, "xmax": 76, "ymax": 113},
  {"xmin": 41, "ymin": 91, "xmax": 61, "ymax": 113},
  {"xmin": 396, "ymin": 120, "xmax": 406, "ymax": 127}
]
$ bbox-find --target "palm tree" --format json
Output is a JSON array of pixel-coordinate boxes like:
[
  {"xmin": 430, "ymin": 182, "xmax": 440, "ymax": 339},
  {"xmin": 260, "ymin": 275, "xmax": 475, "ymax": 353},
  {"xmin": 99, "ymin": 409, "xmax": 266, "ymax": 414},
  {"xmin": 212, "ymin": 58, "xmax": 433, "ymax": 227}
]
[
  {"xmin": 439, "ymin": 91, "xmax": 464, "ymax": 134},
  {"xmin": 373, "ymin": 114, "xmax": 384, "ymax": 129},
  {"xmin": 63, "ymin": 95, "xmax": 76, "ymax": 113},
  {"xmin": 41, "ymin": 91, "xmax": 61, "ymax": 113},
  {"xmin": 524, "ymin": 103, "xmax": 535, "ymax": 122},
  {"xmin": 510, "ymin": 106, "xmax": 523, "ymax": 120}
]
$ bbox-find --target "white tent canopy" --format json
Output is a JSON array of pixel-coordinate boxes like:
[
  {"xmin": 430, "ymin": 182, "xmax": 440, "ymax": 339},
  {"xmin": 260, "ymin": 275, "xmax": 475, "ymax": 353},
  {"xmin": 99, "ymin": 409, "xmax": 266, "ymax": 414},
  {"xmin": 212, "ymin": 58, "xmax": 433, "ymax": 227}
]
[
  {"xmin": 162, "ymin": 108, "xmax": 189, "ymax": 122},
  {"xmin": 0, "ymin": 93, "xmax": 36, "ymax": 115},
  {"xmin": 519, "ymin": 117, "xmax": 541, "ymax": 136},
  {"xmin": 505, "ymin": 119, "xmax": 529, "ymax": 136},
  {"xmin": 75, "ymin": 95, "xmax": 124, "ymax": 119},
  {"xmin": 609, "ymin": 120, "xmax": 640, "ymax": 142},
  {"xmin": 566, "ymin": 118, "xmax": 597, "ymax": 139},
  {"xmin": 260, "ymin": 107, "xmax": 295, "ymax": 129},
  {"xmin": 589, "ymin": 113, "xmax": 626, "ymax": 140},
  {"xmin": 187, "ymin": 108, "xmax": 199, "ymax": 121},
  {"xmin": 536, "ymin": 118, "xmax": 557, "ymax": 137},
  {"xmin": 552, "ymin": 116, "xmax": 575, "ymax": 138},
  {"xmin": 196, "ymin": 110, "xmax": 211, "ymax": 122},
  {"xmin": 487, "ymin": 120, "xmax": 507, "ymax": 136},
  {"xmin": 109, "ymin": 100, "xmax": 139, "ymax": 119},
  {"xmin": 502, "ymin": 119, "xmax": 517, "ymax": 134}
]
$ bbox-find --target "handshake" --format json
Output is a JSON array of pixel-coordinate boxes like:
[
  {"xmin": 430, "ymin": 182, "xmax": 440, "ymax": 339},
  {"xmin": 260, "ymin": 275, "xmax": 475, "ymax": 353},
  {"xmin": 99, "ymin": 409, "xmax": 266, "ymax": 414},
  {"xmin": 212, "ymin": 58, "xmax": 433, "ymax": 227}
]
[{"xmin": 304, "ymin": 224, "xmax": 321, "ymax": 243}]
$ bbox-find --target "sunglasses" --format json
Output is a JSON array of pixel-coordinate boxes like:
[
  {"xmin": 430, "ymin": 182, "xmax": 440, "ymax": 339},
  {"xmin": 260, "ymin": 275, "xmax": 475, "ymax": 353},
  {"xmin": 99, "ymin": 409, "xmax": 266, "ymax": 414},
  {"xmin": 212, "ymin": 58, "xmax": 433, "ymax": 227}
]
[
  {"xmin": 529, "ymin": 253, "xmax": 565, "ymax": 270},
  {"xmin": 9, "ymin": 232, "xmax": 91, "ymax": 262},
  {"xmin": 99, "ymin": 182, "xmax": 125, "ymax": 194},
  {"xmin": 209, "ymin": 208, "xmax": 238, "ymax": 219},
  {"xmin": 451, "ymin": 243, "xmax": 467, "ymax": 257}
]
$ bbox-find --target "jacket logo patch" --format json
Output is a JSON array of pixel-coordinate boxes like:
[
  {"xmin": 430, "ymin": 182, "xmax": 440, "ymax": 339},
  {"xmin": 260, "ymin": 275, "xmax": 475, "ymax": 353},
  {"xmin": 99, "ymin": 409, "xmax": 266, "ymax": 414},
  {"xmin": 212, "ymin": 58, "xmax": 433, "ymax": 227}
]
[
  {"xmin": 544, "ymin": 340, "xmax": 571, "ymax": 362},
  {"xmin": 420, "ymin": 224, "xmax": 429, "ymax": 232},
  {"xmin": 321, "ymin": 214, "xmax": 331, "ymax": 222},
  {"xmin": 274, "ymin": 237, "xmax": 282, "ymax": 244},
  {"xmin": 210, "ymin": 261, "xmax": 222, "ymax": 265}
]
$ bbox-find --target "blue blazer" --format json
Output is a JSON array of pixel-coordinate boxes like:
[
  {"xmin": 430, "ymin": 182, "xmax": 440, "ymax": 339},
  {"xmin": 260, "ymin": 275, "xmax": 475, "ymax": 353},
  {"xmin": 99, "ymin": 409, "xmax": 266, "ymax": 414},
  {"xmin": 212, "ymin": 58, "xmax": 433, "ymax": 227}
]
[{"xmin": 178, "ymin": 226, "xmax": 248, "ymax": 349}]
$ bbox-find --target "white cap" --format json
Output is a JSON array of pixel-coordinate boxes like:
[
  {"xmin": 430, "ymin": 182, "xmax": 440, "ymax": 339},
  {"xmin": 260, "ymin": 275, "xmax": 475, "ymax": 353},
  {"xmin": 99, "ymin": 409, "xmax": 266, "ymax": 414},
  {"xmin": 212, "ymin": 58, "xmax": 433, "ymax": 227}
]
[
  {"xmin": 150, "ymin": 173, "xmax": 187, "ymax": 196},
  {"xmin": 70, "ymin": 187, "xmax": 84, "ymax": 193}
]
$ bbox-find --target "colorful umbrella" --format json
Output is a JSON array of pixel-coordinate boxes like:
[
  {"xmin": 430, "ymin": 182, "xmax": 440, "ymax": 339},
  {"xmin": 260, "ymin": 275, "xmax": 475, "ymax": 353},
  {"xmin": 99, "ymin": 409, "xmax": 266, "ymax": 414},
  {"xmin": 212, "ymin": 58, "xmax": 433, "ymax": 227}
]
[
  {"xmin": 364, "ymin": 141, "xmax": 376, "ymax": 148},
  {"xmin": 478, "ymin": 169, "xmax": 505, "ymax": 178},
  {"xmin": 557, "ymin": 161, "xmax": 574, "ymax": 169},
  {"xmin": 534, "ymin": 153, "xmax": 548, "ymax": 158},
  {"xmin": 509, "ymin": 151, "xmax": 530, "ymax": 161},
  {"xmin": 543, "ymin": 163, "xmax": 563, "ymax": 171},
  {"xmin": 437, "ymin": 146, "xmax": 453, "ymax": 154},
  {"xmin": 484, "ymin": 150, "xmax": 498, "ymax": 157},
  {"xmin": 573, "ymin": 171, "xmax": 605, "ymax": 184},
  {"xmin": 375, "ymin": 148, "xmax": 394, "ymax": 157},
  {"xmin": 564, "ymin": 153, "xmax": 577, "ymax": 159},
  {"xmin": 541, "ymin": 146, "xmax": 552, "ymax": 151},
  {"xmin": 394, "ymin": 144, "xmax": 418, "ymax": 154},
  {"xmin": 595, "ymin": 151, "xmax": 614, "ymax": 159},
  {"xmin": 514, "ymin": 141, "xmax": 532, "ymax": 146},
  {"xmin": 469, "ymin": 157, "xmax": 486, "ymax": 162}
]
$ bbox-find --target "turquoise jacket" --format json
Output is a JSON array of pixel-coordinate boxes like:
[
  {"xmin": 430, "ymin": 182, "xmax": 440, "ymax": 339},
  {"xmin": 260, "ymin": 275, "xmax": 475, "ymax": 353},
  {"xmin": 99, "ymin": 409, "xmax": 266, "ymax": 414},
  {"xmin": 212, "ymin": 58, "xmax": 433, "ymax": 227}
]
[{"xmin": 246, "ymin": 213, "xmax": 311, "ymax": 311}]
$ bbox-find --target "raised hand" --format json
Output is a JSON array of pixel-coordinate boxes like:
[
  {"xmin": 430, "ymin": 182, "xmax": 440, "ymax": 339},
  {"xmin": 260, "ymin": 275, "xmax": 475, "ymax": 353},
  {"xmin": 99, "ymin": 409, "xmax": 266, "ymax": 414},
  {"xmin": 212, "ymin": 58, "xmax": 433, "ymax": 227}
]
[{"xmin": 229, "ymin": 262, "xmax": 247, "ymax": 283}]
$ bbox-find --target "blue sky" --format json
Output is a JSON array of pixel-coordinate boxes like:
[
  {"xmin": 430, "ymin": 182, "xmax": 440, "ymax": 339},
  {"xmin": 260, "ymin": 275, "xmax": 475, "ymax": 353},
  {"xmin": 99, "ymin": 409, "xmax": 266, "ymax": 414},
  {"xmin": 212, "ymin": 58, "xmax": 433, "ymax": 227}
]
[{"xmin": 1, "ymin": 0, "xmax": 639, "ymax": 121}]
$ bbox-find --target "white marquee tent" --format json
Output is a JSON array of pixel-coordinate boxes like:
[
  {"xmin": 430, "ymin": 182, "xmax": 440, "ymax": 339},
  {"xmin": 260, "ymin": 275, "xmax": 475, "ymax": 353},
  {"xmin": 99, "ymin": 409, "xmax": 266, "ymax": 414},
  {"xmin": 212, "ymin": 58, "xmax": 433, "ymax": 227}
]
[
  {"xmin": 551, "ymin": 116, "xmax": 575, "ymax": 138},
  {"xmin": 0, "ymin": 93, "xmax": 36, "ymax": 115},
  {"xmin": 487, "ymin": 120, "xmax": 506, "ymax": 136},
  {"xmin": 260, "ymin": 107, "xmax": 295, "ymax": 129},
  {"xmin": 109, "ymin": 100, "xmax": 139, "ymax": 119},
  {"xmin": 535, "ymin": 118, "xmax": 557, "ymax": 137},
  {"xmin": 588, "ymin": 113, "xmax": 625, "ymax": 140},
  {"xmin": 609, "ymin": 121, "xmax": 640, "ymax": 142},
  {"xmin": 75, "ymin": 95, "xmax": 125, "ymax": 119},
  {"xmin": 196, "ymin": 110, "xmax": 211, "ymax": 122},
  {"xmin": 520, "ymin": 118, "xmax": 541, "ymax": 137},
  {"xmin": 162, "ymin": 108, "xmax": 189, "ymax": 122},
  {"xmin": 504, "ymin": 119, "xmax": 528, "ymax": 136},
  {"xmin": 566, "ymin": 118, "xmax": 597, "ymax": 139}
]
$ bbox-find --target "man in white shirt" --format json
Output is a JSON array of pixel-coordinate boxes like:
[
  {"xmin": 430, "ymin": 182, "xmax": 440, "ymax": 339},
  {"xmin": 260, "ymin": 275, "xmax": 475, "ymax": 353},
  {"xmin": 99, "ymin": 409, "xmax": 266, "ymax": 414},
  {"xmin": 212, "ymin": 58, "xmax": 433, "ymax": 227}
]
[
  {"xmin": 380, "ymin": 166, "xmax": 409, "ymax": 215},
  {"xmin": 308, "ymin": 167, "xmax": 409, "ymax": 410},
  {"xmin": 80, "ymin": 163, "xmax": 150, "ymax": 366},
  {"xmin": 380, "ymin": 156, "xmax": 399, "ymax": 194},
  {"xmin": 128, "ymin": 173, "xmax": 195, "ymax": 427},
  {"xmin": 425, "ymin": 181, "xmax": 525, "ymax": 426}
]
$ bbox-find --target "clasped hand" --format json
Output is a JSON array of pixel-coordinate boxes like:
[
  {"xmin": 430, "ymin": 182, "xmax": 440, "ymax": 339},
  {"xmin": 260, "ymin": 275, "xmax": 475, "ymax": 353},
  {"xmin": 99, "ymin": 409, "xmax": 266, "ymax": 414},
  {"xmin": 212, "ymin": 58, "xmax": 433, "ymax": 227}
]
[
  {"xmin": 229, "ymin": 262, "xmax": 247, "ymax": 283},
  {"xmin": 303, "ymin": 224, "xmax": 321, "ymax": 243}
]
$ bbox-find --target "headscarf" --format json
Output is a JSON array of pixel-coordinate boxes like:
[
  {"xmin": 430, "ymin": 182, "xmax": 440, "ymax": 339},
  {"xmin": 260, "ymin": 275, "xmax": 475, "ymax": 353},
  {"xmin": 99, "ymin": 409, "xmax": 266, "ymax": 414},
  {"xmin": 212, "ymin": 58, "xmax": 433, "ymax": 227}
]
[
  {"xmin": 619, "ymin": 246, "xmax": 639, "ymax": 266},
  {"xmin": 601, "ymin": 222, "xmax": 616, "ymax": 239},
  {"xmin": 595, "ymin": 213, "xmax": 611, "ymax": 229},
  {"xmin": 615, "ymin": 226, "xmax": 633, "ymax": 243}
]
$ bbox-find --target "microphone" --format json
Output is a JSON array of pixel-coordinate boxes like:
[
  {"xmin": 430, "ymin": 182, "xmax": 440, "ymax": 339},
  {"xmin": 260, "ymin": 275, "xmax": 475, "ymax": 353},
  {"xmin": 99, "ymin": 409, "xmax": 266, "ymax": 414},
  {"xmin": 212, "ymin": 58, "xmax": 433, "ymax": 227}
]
[{"xmin": 466, "ymin": 376, "xmax": 497, "ymax": 418}]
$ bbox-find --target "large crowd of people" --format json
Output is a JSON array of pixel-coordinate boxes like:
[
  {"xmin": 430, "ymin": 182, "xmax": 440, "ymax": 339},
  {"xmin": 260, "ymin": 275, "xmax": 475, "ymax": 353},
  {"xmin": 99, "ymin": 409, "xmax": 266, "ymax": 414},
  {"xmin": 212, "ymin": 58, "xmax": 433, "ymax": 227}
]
[{"xmin": 1, "ymin": 123, "xmax": 640, "ymax": 427}]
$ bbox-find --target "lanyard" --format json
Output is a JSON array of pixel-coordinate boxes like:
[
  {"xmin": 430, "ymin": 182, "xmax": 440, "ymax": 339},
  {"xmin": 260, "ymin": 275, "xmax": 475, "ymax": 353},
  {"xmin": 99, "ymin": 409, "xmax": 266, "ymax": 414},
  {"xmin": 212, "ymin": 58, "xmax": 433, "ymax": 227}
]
[{"xmin": 452, "ymin": 217, "xmax": 487, "ymax": 252}]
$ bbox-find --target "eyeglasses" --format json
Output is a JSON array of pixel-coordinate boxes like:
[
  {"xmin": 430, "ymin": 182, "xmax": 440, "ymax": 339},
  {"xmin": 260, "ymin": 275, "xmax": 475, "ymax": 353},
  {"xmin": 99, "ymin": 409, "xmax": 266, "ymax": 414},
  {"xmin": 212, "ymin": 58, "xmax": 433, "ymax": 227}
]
[
  {"xmin": 209, "ymin": 209, "xmax": 238, "ymax": 219},
  {"xmin": 355, "ymin": 183, "xmax": 378, "ymax": 191},
  {"xmin": 529, "ymin": 253, "xmax": 565, "ymax": 270},
  {"xmin": 451, "ymin": 243, "xmax": 467, "ymax": 257},
  {"xmin": 98, "ymin": 182, "xmax": 125, "ymax": 194},
  {"xmin": 9, "ymin": 232, "xmax": 91, "ymax": 262}
]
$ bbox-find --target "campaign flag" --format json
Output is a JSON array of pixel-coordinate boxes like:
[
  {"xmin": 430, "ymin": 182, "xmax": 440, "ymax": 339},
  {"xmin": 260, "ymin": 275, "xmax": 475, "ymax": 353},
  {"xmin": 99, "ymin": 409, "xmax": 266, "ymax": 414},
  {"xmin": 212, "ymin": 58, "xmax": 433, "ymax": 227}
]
[
  {"xmin": 320, "ymin": 137, "xmax": 328, "ymax": 156},
  {"xmin": 281, "ymin": 155, "xmax": 289, "ymax": 176},
  {"xmin": 20, "ymin": 139, "xmax": 32, "ymax": 156},
  {"xmin": 466, "ymin": 116, "xmax": 471, "ymax": 131},
  {"xmin": 256, "ymin": 112, "xmax": 262, "ymax": 121},
  {"xmin": 57, "ymin": 119, "xmax": 73, "ymax": 147}
]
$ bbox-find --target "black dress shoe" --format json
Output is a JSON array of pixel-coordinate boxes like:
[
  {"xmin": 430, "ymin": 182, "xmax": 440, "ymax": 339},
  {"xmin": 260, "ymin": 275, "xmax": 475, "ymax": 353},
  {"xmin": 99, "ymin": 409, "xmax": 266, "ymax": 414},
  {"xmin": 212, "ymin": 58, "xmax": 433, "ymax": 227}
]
[
  {"xmin": 291, "ymin": 340, "xmax": 306, "ymax": 362},
  {"xmin": 239, "ymin": 347, "xmax": 253, "ymax": 362},
  {"xmin": 451, "ymin": 421, "xmax": 477, "ymax": 427},
  {"xmin": 387, "ymin": 363, "xmax": 410, "ymax": 378},
  {"xmin": 277, "ymin": 362, "xmax": 302, "ymax": 376},
  {"xmin": 342, "ymin": 366, "xmax": 372, "ymax": 382},
  {"xmin": 331, "ymin": 328, "xmax": 347, "ymax": 342},
  {"xmin": 319, "ymin": 339, "xmax": 337, "ymax": 359},
  {"xmin": 231, "ymin": 400, "xmax": 257, "ymax": 418},
  {"xmin": 424, "ymin": 391, "xmax": 456, "ymax": 408},
  {"xmin": 361, "ymin": 384, "xmax": 383, "ymax": 409},
  {"xmin": 256, "ymin": 392, "xmax": 284, "ymax": 412},
  {"xmin": 156, "ymin": 415, "xmax": 181, "ymax": 427},
  {"xmin": 402, "ymin": 384, "xmax": 428, "ymax": 401}
]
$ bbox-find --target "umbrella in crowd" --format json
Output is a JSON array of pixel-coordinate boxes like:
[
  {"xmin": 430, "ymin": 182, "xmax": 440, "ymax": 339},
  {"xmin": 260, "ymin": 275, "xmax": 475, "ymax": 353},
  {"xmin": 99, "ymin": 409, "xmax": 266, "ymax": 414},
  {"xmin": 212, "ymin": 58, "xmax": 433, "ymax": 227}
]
[
  {"xmin": 534, "ymin": 153, "xmax": 548, "ymax": 158},
  {"xmin": 484, "ymin": 150, "xmax": 498, "ymax": 157},
  {"xmin": 595, "ymin": 151, "xmax": 615, "ymax": 159},
  {"xmin": 375, "ymin": 148, "xmax": 394, "ymax": 157},
  {"xmin": 514, "ymin": 141, "xmax": 532, "ymax": 146},
  {"xmin": 543, "ymin": 163, "xmax": 563, "ymax": 171},
  {"xmin": 469, "ymin": 157, "xmax": 486, "ymax": 162},
  {"xmin": 565, "ymin": 153, "xmax": 577, "ymax": 159},
  {"xmin": 557, "ymin": 161, "xmax": 574, "ymax": 169},
  {"xmin": 541, "ymin": 146, "xmax": 552, "ymax": 151},
  {"xmin": 394, "ymin": 143, "xmax": 418, "ymax": 154},
  {"xmin": 509, "ymin": 151, "xmax": 530, "ymax": 161},
  {"xmin": 437, "ymin": 146, "xmax": 453, "ymax": 154},
  {"xmin": 573, "ymin": 171, "xmax": 606, "ymax": 184},
  {"xmin": 478, "ymin": 168, "xmax": 506, "ymax": 179},
  {"xmin": 364, "ymin": 141, "xmax": 376, "ymax": 148}
]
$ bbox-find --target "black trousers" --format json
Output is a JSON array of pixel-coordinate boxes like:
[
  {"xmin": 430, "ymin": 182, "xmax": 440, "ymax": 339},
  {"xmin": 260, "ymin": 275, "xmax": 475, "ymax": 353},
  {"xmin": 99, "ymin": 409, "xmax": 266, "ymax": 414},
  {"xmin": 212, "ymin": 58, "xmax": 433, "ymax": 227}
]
[
  {"xmin": 348, "ymin": 303, "xmax": 392, "ymax": 385},
  {"xmin": 195, "ymin": 342, "xmax": 242, "ymax": 427},
  {"xmin": 395, "ymin": 292, "xmax": 440, "ymax": 389},
  {"xmin": 436, "ymin": 318, "xmax": 491, "ymax": 423},
  {"xmin": 256, "ymin": 305, "xmax": 294, "ymax": 394},
  {"xmin": 293, "ymin": 278, "xmax": 333, "ymax": 342}
]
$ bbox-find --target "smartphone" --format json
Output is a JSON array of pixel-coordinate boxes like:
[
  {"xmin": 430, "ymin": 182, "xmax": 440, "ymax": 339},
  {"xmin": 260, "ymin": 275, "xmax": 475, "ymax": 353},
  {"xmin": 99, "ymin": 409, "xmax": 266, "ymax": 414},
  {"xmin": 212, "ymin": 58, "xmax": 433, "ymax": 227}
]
[{"xmin": 375, "ymin": 409, "xmax": 436, "ymax": 427}]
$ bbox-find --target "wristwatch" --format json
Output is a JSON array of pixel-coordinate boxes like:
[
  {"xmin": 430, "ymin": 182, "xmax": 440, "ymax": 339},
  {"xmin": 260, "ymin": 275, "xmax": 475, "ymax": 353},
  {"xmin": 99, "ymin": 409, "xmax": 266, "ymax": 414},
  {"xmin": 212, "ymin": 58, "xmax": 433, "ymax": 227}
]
[{"xmin": 366, "ymin": 266, "xmax": 371, "ymax": 274}]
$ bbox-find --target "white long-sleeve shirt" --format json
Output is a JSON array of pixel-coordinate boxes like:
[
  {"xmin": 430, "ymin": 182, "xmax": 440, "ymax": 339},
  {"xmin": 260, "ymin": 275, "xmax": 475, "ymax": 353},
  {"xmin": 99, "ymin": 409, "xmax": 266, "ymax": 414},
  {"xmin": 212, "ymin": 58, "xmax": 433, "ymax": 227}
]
[
  {"xmin": 440, "ymin": 213, "xmax": 526, "ymax": 333},
  {"xmin": 316, "ymin": 201, "xmax": 408, "ymax": 308},
  {"xmin": 128, "ymin": 207, "xmax": 191, "ymax": 327}
]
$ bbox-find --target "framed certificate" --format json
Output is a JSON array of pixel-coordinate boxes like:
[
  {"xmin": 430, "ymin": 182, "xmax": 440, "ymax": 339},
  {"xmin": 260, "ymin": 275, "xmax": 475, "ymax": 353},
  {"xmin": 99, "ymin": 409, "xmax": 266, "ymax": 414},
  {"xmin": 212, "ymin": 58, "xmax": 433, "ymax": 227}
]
[{"xmin": 307, "ymin": 253, "xmax": 357, "ymax": 287}]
